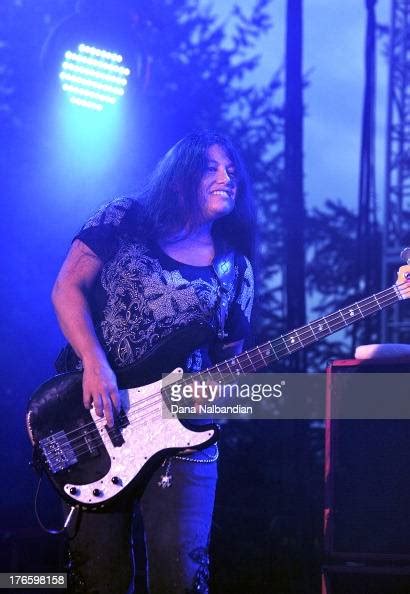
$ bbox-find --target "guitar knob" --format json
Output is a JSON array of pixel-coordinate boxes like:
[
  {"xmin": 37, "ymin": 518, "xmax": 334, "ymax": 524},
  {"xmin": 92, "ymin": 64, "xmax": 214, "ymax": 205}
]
[
  {"xmin": 111, "ymin": 476, "xmax": 121, "ymax": 485},
  {"xmin": 93, "ymin": 488, "xmax": 102, "ymax": 497},
  {"xmin": 69, "ymin": 487, "xmax": 78, "ymax": 495}
]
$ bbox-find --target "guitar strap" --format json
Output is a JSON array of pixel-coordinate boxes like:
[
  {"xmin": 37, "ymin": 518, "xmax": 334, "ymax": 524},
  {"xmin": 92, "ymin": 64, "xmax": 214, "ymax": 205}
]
[{"xmin": 212, "ymin": 251, "xmax": 236, "ymax": 341}]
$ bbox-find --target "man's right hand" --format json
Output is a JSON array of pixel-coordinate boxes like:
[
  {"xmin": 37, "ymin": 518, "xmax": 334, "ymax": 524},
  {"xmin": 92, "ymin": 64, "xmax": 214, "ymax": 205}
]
[{"xmin": 82, "ymin": 355, "xmax": 121, "ymax": 428}]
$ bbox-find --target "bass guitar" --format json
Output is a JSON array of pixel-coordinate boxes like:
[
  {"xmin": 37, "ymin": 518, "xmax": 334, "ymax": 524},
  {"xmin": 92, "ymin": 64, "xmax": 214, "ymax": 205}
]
[{"xmin": 27, "ymin": 265, "xmax": 410, "ymax": 509}]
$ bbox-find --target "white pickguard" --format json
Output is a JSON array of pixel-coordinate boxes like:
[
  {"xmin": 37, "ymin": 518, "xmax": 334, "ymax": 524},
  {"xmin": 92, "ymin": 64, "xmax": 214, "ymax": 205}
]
[{"xmin": 63, "ymin": 368, "xmax": 216, "ymax": 506}]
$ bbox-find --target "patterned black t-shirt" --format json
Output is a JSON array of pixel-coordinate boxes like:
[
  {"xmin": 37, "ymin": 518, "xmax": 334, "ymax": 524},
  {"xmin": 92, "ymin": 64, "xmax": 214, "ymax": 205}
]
[{"xmin": 73, "ymin": 197, "xmax": 254, "ymax": 374}]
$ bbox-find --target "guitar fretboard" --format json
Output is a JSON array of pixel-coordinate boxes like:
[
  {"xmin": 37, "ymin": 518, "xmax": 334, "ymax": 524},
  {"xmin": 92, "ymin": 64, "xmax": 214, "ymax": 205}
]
[{"xmin": 197, "ymin": 283, "xmax": 402, "ymax": 380}]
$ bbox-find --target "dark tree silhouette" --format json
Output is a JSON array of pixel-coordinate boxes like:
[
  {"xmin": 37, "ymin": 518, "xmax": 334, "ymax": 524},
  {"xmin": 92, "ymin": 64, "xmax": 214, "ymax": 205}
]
[
  {"xmin": 305, "ymin": 198, "xmax": 370, "ymax": 370},
  {"xmin": 282, "ymin": 0, "xmax": 306, "ymax": 371}
]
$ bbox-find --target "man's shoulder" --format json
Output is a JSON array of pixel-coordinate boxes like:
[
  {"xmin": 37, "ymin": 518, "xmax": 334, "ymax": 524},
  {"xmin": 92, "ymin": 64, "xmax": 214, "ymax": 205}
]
[{"xmin": 82, "ymin": 197, "xmax": 137, "ymax": 230}]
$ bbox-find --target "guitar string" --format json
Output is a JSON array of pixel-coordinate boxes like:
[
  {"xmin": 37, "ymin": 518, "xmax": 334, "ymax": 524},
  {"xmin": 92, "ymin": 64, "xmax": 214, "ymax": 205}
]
[
  {"xmin": 43, "ymin": 287, "xmax": 405, "ymax": 464},
  {"xmin": 45, "ymin": 397, "xmax": 162, "ymax": 453},
  {"xmin": 48, "ymin": 296, "xmax": 404, "ymax": 462},
  {"xmin": 52, "ymin": 407, "xmax": 204, "ymax": 464},
  {"xmin": 45, "ymin": 309, "xmax": 401, "ymax": 462},
  {"xmin": 72, "ymin": 412, "xmax": 165, "ymax": 466},
  {"xmin": 148, "ymin": 287, "xmax": 402, "ymax": 392},
  {"xmin": 47, "ymin": 408, "xmax": 164, "ymax": 464},
  {"xmin": 43, "ymin": 286, "xmax": 405, "ymax": 462},
  {"xmin": 165, "ymin": 285, "xmax": 403, "ymax": 384},
  {"xmin": 198, "ymin": 287, "xmax": 404, "ymax": 374},
  {"xmin": 44, "ymin": 287, "xmax": 403, "ymax": 463}
]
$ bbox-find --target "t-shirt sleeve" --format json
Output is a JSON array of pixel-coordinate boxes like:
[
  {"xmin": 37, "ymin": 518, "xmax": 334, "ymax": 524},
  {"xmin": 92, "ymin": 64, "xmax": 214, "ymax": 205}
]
[
  {"xmin": 74, "ymin": 197, "xmax": 134, "ymax": 262},
  {"xmin": 224, "ymin": 255, "xmax": 254, "ymax": 344}
]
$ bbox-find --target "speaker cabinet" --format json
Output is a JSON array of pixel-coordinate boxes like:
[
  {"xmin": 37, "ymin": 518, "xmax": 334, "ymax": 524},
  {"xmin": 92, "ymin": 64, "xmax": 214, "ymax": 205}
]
[
  {"xmin": 325, "ymin": 358, "xmax": 410, "ymax": 559},
  {"xmin": 323, "ymin": 358, "xmax": 410, "ymax": 593}
]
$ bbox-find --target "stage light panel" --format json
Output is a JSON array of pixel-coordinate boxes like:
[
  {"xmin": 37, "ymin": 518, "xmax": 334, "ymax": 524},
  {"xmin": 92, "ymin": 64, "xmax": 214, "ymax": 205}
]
[{"xmin": 59, "ymin": 44, "xmax": 131, "ymax": 111}]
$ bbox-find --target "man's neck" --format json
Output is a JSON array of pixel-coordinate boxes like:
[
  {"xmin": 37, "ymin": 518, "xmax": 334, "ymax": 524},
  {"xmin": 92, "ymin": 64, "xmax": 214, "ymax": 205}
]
[
  {"xmin": 158, "ymin": 224, "xmax": 215, "ymax": 266},
  {"xmin": 163, "ymin": 223, "xmax": 213, "ymax": 245}
]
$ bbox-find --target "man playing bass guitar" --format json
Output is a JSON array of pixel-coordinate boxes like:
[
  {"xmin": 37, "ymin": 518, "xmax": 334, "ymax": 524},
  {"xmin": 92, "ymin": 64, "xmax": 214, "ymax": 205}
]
[{"xmin": 50, "ymin": 130, "xmax": 255, "ymax": 594}]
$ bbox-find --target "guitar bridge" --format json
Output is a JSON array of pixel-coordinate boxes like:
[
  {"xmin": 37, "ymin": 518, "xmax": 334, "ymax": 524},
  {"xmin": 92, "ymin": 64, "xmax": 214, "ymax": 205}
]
[{"xmin": 39, "ymin": 431, "xmax": 78, "ymax": 473}]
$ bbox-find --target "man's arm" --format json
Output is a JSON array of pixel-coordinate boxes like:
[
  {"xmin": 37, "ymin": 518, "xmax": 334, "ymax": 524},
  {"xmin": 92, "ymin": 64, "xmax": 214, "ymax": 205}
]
[{"xmin": 51, "ymin": 239, "xmax": 120, "ymax": 427}]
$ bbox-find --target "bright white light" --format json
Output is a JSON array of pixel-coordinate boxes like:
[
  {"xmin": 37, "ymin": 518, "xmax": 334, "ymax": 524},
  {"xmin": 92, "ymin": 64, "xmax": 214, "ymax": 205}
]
[
  {"xmin": 69, "ymin": 96, "xmax": 103, "ymax": 111},
  {"xmin": 78, "ymin": 43, "xmax": 123, "ymax": 63},
  {"xmin": 64, "ymin": 52, "xmax": 128, "ymax": 74},
  {"xmin": 60, "ymin": 72, "xmax": 125, "ymax": 95},
  {"xmin": 60, "ymin": 43, "xmax": 131, "ymax": 111},
  {"xmin": 62, "ymin": 83, "xmax": 116, "ymax": 104},
  {"xmin": 62, "ymin": 62, "xmax": 128, "ymax": 86}
]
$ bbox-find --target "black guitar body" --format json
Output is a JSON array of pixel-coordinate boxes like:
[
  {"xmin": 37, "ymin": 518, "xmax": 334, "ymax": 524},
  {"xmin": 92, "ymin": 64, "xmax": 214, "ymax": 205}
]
[{"xmin": 27, "ymin": 323, "xmax": 218, "ymax": 508}]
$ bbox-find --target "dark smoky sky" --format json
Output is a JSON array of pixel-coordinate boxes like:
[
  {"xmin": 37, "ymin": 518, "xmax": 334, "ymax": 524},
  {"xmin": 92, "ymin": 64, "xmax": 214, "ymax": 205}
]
[{"xmin": 214, "ymin": 0, "xmax": 389, "ymax": 214}]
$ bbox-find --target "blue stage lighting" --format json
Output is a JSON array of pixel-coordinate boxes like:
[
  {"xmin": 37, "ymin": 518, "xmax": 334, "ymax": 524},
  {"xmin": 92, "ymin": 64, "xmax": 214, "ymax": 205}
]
[{"xmin": 59, "ymin": 44, "xmax": 131, "ymax": 111}]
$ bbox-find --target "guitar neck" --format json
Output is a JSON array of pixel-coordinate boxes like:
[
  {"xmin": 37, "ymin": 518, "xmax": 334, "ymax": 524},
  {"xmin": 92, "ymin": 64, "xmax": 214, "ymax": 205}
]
[{"xmin": 205, "ymin": 283, "xmax": 402, "ymax": 376}]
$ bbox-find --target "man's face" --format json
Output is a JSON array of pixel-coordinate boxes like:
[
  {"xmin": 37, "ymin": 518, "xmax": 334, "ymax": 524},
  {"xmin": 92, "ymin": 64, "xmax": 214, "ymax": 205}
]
[{"xmin": 198, "ymin": 144, "xmax": 237, "ymax": 223}]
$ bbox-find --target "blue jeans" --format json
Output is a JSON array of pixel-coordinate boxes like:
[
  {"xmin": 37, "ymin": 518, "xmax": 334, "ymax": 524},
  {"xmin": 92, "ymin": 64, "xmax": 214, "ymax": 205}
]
[{"xmin": 65, "ymin": 456, "xmax": 218, "ymax": 594}]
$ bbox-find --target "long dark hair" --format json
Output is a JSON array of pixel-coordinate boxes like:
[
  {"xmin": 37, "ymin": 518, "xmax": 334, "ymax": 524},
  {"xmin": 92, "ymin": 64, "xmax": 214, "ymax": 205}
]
[{"xmin": 135, "ymin": 130, "xmax": 255, "ymax": 261}]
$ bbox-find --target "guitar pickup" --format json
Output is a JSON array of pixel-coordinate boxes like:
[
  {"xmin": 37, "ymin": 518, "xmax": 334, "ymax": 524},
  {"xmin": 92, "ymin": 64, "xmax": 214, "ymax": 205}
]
[
  {"xmin": 106, "ymin": 410, "xmax": 129, "ymax": 447},
  {"xmin": 39, "ymin": 431, "xmax": 78, "ymax": 473}
]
